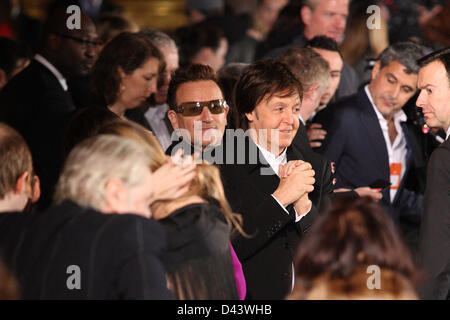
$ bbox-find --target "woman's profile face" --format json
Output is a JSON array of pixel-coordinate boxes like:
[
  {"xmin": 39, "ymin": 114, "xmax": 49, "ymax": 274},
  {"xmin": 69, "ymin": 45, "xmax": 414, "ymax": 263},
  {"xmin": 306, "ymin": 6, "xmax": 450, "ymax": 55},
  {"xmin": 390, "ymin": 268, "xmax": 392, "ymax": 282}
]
[{"xmin": 117, "ymin": 57, "xmax": 159, "ymax": 109}]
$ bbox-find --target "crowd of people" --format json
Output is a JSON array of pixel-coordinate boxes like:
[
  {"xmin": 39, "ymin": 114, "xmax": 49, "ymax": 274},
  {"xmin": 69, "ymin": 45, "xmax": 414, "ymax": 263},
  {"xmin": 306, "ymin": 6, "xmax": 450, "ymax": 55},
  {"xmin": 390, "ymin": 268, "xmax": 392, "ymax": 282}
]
[{"xmin": 0, "ymin": 0, "xmax": 449, "ymax": 300}]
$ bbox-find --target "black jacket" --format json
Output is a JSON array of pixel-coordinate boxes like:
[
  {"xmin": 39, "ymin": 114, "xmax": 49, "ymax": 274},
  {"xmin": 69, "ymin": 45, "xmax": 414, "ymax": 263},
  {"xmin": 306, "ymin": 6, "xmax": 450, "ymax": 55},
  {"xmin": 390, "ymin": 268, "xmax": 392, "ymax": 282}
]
[
  {"xmin": 0, "ymin": 202, "xmax": 171, "ymax": 299},
  {"xmin": 0, "ymin": 59, "xmax": 76, "ymax": 209},
  {"xmin": 418, "ymin": 137, "xmax": 450, "ymax": 300},
  {"xmin": 218, "ymin": 133, "xmax": 333, "ymax": 299}
]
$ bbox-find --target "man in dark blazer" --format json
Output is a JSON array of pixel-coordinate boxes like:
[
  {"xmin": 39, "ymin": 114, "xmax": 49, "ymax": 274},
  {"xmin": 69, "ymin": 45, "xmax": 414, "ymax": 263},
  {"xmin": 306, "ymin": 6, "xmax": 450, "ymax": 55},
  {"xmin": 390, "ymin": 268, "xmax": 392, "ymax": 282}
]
[
  {"xmin": 0, "ymin": 134, "xmax": 171, "ymax": 299},
  {"xmin": 416, "ymin": 48, "xmax": 450, "ymax": 300},
  {"xmin": 220, "ymin": 59, "xmax": 333, "ymax": 299},
  {"xmin": 315, "ymin": 42, "xmax": 428, "ymax": 250},
  {"xmin": 0, "ymin": 9, "xmax": 99, "ymax": 209}
]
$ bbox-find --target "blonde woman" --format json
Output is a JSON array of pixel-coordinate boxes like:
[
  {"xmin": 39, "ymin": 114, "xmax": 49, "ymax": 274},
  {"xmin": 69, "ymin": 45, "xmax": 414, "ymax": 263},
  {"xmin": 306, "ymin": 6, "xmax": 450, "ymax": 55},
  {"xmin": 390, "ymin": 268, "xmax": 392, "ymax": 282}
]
[{"xmin": 99, "ymin": 120, "xmax": 247, "ymax": 300}]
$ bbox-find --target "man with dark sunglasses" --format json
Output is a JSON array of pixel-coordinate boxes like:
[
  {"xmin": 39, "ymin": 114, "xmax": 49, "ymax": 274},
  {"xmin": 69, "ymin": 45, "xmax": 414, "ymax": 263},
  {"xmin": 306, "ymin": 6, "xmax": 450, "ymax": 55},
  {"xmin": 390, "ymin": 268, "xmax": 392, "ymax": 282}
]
[
  {"xmin": 166, "ymin": 64, "xmax": 229, "ymax": 156},
  {"xmin": 0, "ymin": 8, "xmax": 98, "ymax": 210}
]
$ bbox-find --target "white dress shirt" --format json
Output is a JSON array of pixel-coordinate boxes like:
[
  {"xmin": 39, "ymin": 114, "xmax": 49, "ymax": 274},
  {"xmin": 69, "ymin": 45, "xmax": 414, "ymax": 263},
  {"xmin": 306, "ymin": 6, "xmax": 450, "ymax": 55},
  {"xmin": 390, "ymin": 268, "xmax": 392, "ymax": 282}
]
[
  {"xmin": 34, "ymin": 54, "xmax": 68, "ymax": 91},
  {"xmin": 446, "ymin": 126, "xmax": 450, "ymax": 141},
  {"xmin": 365, "ymin": 86, "xmax": 408, "ymax": 201},
  {"xmin": 144, "ymin": 103, "xmax": 172, "ymax": 152}
]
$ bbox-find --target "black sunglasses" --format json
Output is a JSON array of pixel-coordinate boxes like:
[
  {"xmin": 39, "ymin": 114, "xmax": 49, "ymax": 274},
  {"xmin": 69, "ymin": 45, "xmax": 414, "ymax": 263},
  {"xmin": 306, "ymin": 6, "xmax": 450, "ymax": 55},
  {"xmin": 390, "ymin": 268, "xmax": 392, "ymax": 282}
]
[{"xmin": 172, "ymin": 99, "xmax": 227, "ymax": 116}]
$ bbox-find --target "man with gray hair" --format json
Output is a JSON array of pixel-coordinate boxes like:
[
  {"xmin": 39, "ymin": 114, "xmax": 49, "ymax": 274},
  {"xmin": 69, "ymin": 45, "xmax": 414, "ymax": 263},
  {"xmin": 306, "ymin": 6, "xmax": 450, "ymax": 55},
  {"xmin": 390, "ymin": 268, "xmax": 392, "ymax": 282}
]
[
  {"xmin": 316, "ymin": 42, "xmax": 429, "ymax": 251},
  {"xmin": 126, "ymin": 29, "xmax": 178, "ymax": 151},
  {"xmin": 278, "ymin": 46, "xmax": 330, "ymax": 149},
  {"xmin": 0, "ymin": 135, "xmax": 171, "ymax": 299}
]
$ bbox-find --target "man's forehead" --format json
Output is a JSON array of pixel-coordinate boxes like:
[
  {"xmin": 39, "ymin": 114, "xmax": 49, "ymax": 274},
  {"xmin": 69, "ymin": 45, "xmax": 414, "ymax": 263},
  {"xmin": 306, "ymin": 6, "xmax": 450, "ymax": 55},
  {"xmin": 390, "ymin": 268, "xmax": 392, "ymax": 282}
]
[
  {"xmin": 419, "ymin": 61, "xmax": 448, "ymax": 86},
  {"xmin": 315, "ymin": 0, "xmax": 349, "ymax": 12},
  {"xmin": 66, "ymin": 15, "xmax": 97, "ymax": 37}
]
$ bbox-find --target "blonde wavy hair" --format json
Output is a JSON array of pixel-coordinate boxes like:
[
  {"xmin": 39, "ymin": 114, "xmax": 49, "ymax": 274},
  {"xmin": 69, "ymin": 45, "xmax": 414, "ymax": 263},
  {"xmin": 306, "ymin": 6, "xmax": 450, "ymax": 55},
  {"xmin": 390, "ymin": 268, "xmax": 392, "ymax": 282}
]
[
  {"xmin": 99, "ymin": 120, "xmax": 246, "ymax": 236},
  {"xmin": 54, "ymin": 134, "xmax": 153, "ymax": 211}
]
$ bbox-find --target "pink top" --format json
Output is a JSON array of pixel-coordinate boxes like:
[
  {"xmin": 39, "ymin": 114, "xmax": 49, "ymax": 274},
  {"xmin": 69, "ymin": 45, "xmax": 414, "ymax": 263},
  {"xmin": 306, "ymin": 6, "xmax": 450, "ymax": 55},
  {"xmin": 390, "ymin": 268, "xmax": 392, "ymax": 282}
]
[{"xmin": 230, "ymin": 243, "xmax": 246, "ymax": 300}]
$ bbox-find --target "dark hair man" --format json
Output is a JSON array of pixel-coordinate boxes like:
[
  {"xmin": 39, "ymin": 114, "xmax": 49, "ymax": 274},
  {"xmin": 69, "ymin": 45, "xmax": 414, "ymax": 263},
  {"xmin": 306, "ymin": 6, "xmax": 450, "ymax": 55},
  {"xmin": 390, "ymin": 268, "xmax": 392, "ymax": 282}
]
[
  {"xmin": 416, "ymin": 47, "xmax": 450, "ymax": 300},
  {"xmin": 315, "ymin": 42, "xmax": 429, "ymax": 251},
  {"xmin": 220, "ymin": 59, "xmax": 333, "ymax": 299},
  {"xmin": 165, "ymin": 64, "xmax": 229, "ymax": 156}
]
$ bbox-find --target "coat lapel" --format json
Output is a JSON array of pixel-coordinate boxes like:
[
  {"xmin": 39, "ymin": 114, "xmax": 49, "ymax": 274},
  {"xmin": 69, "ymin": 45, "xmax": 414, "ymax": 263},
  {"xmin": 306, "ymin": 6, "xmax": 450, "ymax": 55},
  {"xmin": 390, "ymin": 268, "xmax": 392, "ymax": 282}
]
[{"xmin": 358, "ymin": 91, "xmax": 390, "ymax": 179}]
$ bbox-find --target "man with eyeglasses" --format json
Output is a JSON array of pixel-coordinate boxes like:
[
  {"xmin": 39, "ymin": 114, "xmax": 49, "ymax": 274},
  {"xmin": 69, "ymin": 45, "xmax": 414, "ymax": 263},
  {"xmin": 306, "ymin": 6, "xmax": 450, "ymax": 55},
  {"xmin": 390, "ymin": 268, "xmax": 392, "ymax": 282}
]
[
  {"xmin": 0, "ymin": 8, "xmax": 99, "ymax": 210},
  {"xmin": 165, "ymin": 63, "xmax": 229, "ymax": 158}
]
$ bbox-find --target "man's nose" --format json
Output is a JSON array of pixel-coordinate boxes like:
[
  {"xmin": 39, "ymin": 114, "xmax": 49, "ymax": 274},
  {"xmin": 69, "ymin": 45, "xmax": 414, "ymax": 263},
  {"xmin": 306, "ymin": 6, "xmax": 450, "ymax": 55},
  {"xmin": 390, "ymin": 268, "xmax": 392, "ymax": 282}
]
[
  {"xmin": 283, "ymin": 108, "xmax": 294, "ymax": 124},
  {"xmin": 390, "ymin": 84, "xmax": 401, "ymax": 99},
  {"xmin": 85, "ymin": 44, "xmax": 97, "ymax": 58},
  {"xmin": 200, "ymin": 106, "xmax": 213, "ymax": 121},
  {"xmin": 416, "ymin": 90, "xmax": 426, "ymax": 108}
]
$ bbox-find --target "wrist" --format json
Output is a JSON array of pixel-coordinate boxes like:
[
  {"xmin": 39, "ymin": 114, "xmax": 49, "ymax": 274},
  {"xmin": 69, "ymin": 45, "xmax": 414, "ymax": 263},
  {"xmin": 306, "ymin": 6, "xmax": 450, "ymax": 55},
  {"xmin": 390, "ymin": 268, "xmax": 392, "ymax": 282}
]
[{"xmin": 272, "ymin": 191, "xmax": 289, "ymax": 207}]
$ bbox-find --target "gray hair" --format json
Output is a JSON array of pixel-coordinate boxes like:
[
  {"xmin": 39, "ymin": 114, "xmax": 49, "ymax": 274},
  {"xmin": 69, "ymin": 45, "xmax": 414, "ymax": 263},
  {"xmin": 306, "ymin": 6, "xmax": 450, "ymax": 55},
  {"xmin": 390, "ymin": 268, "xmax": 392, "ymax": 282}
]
[
  {"xmin": 54, "ymin": 135, "xmax": 152, "ymax": 211},
  {"xmin": 140, "ymin": 28, "xmax": 178, "ymax": 52},
  {"xmin": 378, "ymin": 42, "xmax": 428, "ymax": 74},
  {"xmin": 279, "ymin": 46, "xmax": 330, "ymax": 94}
]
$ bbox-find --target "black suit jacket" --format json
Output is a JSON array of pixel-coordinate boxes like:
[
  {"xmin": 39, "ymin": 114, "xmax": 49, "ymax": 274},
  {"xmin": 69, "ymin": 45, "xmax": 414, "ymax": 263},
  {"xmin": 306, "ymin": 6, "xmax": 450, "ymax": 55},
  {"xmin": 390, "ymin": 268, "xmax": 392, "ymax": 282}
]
[
  {"xmin": 418, "ymin": 137, "xmax": 450, "ymax": 300},
  {"xmin": 0, "ymin": 59, "xmax": 76, "ymax": 209},
  {"xmin": 315, "ymin": 89, "xmax": 424, "ymax": 246},
  {"xmin": 219, "ymin": 133, "xmax": 333, "ymax": 299},
  {"xmin": 0, "ymin": 202, "xmax": 171, "ymax": 299}
]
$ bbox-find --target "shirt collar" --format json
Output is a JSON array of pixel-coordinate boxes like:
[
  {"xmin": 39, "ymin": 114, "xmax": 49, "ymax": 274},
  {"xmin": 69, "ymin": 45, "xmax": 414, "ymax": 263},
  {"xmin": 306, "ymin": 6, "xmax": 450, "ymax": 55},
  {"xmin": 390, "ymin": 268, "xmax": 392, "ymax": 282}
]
[
  {"xmin": 34, "ymin": 54, "xmax": 68, "ymax": 91},
  {"xmin": 146, "ymin": 103, "xmax": 169, "ymax": 120},
  {"xmin": 446, "ymin": 126, "xmax": 450, "ymax": 140},
  {"xmin": 255, "ymin": 141, "xmax": 287, "ymax": 169},
  {"xmin": 365, "ymin": 85, "xmax": 407, "ymax": 123},
  {"xmin": 299, "ymin": 115, "xmax": 306, "ymax": 125}
]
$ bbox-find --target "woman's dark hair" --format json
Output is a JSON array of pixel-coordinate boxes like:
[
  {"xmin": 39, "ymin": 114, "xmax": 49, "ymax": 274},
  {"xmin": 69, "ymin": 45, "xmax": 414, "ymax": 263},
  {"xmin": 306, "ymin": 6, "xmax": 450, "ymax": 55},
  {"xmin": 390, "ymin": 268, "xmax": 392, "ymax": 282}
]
[
  {"xmin": 90, "ymin": 32, "xmax": 164, "ymax": 106},
  {"xmin": 234, "ymin": 59, "xmax": 302, "ymax": 130},
  {"xmin": 294, "ymin": 197, "xmax": 418, "ymax": 285},
  {"xmin": 174, "ymin": 22, "xmax": 225, "ymax": 67}
]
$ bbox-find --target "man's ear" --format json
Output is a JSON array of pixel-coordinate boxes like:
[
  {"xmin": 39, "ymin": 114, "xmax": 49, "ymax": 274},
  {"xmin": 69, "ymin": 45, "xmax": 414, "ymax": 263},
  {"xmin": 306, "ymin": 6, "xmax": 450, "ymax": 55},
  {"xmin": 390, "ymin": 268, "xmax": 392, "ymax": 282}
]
[
  {"xmin": 31, "ymin": 175, "xmax": 41, "ymax": 203},
  {"xmin": 14, "ymin": 171, "xmax": 30, "ymax": 195},
  {"xmin": 167, "ymin": 110, "xmax": 180, "ymax": 130},
  {"xmin": 0, "ymin": 69, "xmax": 8, "ymax": 89},
  {"xmin": 371, "ymin": 60, "xmax": 381, "ymax": 81},
  {"xmin": 301, "ymin": 6, "xmax": 313, "ymax": 27},
  {"xmin": 104, "ymin": 178, "xmax": 126, "ymax": 213},
  {"xmin": 245, "ymin": 111, "xmax": 254, "ymax": 123}
]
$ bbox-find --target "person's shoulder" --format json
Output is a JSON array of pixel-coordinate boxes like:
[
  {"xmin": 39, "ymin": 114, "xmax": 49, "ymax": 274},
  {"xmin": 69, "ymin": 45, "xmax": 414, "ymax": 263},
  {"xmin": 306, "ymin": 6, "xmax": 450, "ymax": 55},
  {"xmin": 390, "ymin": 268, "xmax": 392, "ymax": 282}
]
[
  {"xmin": 106, "ymin": 214, "xmax": 165, "ymax": 241},
  {"xmin": 429, "ymin": 140, "xmax": 450, "ymax": 166}
]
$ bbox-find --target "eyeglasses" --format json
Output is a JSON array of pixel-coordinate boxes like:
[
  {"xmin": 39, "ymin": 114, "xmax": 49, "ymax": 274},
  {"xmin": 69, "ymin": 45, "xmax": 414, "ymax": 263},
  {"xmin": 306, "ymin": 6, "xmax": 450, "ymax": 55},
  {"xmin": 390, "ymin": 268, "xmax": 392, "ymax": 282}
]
[
  {"xmin": 172, "ymin": 99, "xmax": 227, "ymax": 116},
  {"xmin": 57, "ymin": 33, "xmax": 103, "ymax": 48}
]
